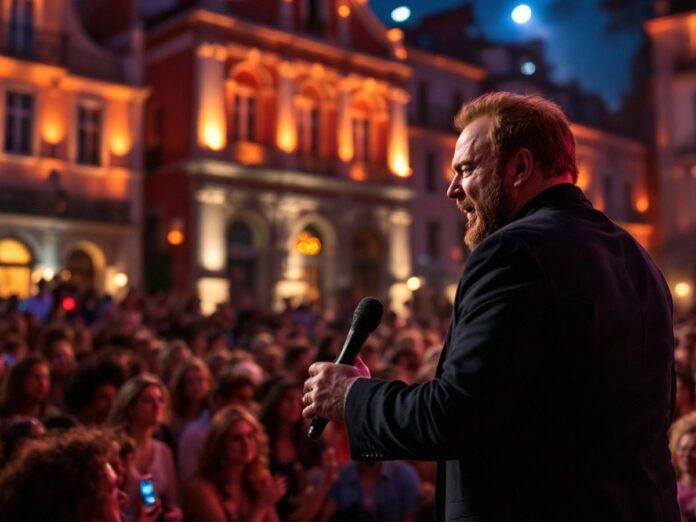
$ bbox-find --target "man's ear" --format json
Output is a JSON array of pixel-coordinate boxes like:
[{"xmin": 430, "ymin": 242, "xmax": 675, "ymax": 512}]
[{"xmin": 510, "ymin": 148, "xmax": 533, "ymax": 188}]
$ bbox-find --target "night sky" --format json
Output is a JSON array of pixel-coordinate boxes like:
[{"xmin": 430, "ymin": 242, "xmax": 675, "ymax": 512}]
[{"xmin": 370, "ymin": 0, "xmax": 645, "ymax": 110}]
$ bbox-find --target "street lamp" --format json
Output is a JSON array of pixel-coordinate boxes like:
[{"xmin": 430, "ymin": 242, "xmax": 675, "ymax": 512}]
[{"xmin": 511, "ymin": 4, "xmax": 532, "ymax": 25}]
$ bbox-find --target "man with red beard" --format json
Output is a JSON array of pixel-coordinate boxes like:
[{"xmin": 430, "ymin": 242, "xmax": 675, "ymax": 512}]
[{"xmin": 302, "ymin": 92, "xmax": 679, "ymax": 521}]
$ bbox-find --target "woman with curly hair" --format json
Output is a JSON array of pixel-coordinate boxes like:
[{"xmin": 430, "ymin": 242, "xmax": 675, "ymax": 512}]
[
  {"xmin": 183, "ymin": 405, "xmax": 287, "ymax": 522},
  {"xmin": 168, "ymin": 357, "xmax": 211, "ymax": 441},
  {"xmin": 0, "ymin": 428, "xmax": 121, "ymax": 522},
  {"xmin": 109, "ymin": 373, "xmax": 182, "ymax": 522},
  {"xmin": 670, "ymin": 412, "xmax": 696, "ymax": 521},
  {"xmin": 0, "ymin": 354, "xmax": 58, "ymax": 421}
]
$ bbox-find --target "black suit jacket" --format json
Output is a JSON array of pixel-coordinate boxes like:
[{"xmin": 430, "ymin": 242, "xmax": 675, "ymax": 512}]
[{"xmin": 345, "ymin": 184, "xmax": 679, "ymax": 521}]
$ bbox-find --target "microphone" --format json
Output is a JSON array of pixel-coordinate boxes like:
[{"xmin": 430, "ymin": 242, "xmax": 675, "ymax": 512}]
[{"xmin": 307, "ymin": 297, "xmax": 383, "ymax": 440}]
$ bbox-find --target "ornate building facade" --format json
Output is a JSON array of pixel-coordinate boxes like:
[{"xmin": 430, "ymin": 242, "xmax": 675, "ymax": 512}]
[
  {"xmin": 0, "ymin": 0, "xmax": 146, "ymax": 298},
  {"xmin": 139, "ymin": 1, "xmax": 413, "ymax": 314},
  {"xmin": 647, "ymin": 3, "xmax": 696, "ymax": 310}
]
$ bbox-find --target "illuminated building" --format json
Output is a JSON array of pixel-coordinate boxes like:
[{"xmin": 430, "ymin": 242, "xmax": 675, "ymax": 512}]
[
  {"xmin": 647, "ymin": 2, "xmax": 696, "ymax": 309},
  {"xmin": 0, "ymin": 0, "xmax": 146, "ymax": 298},
  {"xmin": 130, "ymin": 0, "xmax": 414, "ymax": 314}
]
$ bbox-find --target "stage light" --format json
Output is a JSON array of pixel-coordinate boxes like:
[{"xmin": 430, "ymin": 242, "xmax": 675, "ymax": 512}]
[
  {"xmin": 675, "ymin": 282, "xmax": 692, "ymax": 299},
  {"xmin": 391, "ymin": 6, "xmax": 411, "ymax": 23},
  {"xmin": 512, "ymin": 4, "xmax": 532, "ymax": 24},
  {"xmin": 406, "ymin": 276, "xmax": 422, "ymax": 291},
  {"xmin": 521, "ymin": 61, "xmax": 536, "ymax": 75},
  {"xmin": 61, "ymin": 296, "xmax": 76, "ymax": 312},
  {"xmin": 114, "ymin": 272, "xmax": 129, "ymax": 288}
]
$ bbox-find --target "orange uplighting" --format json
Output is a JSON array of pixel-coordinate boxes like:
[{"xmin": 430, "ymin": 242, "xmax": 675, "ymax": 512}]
[
  {"xmin": 350, "ymin": 164, "xmax": 366, "ymax": 181},
  {"xmin": 167, "ymin": 229, "xmax": 185, "ymax": 246},
  {"xmin": 110, "ymin": 133, "xmax": 131, "ymax": 156},
  {"xmin": 395, "ymin": 48, "xmax": 408, "ymax": 60},
  {"xmin": 387, "ymin": 28, "xmax": 404, "ymax": 42},
  {"xmin": 42, "ymin": 121, "xmax": 64, "ymax": 145},
  {"xmin": 237, "ymin": 142, "xmax": 264, "ymax": 165},
  {"xmin": 338, "ymin": 4, "xmax": 351, "ymax": 17},
  {"xmin": 576, "ymin": 167, "xmax": 589, "ymax": 191},
  {"xmin": 389, "ymin": 151, "xmax": 412, "ymax": 177},
  {"xmin": 296, "ymin": 231, "xmax": 322, "ymax": 256},
  {"xmin": 636, "ymin": 195, "xmax": 649, "ymax": 213},
  {"xmin": 277, "ymin": 126, "xmax": 297, "ymax": 153},
  {"xmin": 202, "ymin": 124, "xmax": 225, "ymax": 151}
]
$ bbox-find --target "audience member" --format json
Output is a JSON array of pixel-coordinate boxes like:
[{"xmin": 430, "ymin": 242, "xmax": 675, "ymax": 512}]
[
  {"xmin": 183, "ymin": 405, "xmax": 286, "ymax": 521},
  {"xmin": 109, "ymin": 373, "xmax": 182, "ymax": 521}
]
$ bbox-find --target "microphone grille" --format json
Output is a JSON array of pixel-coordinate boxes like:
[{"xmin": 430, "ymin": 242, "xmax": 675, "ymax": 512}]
[{"xmin": 353, "ymin": 297, "xmax": 384, "ymax": 333}]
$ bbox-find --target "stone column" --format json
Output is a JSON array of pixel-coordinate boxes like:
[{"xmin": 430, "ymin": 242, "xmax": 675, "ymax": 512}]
[
  {"xmin": 196, "ymin": 43, "xmax": 228, "ymax": 151},
  {"xmin": 276, "ymin": 62, "xmax": 297, "ymax": 153},
  {"xmin": 337, "ymin": 82, "xmax": 353, "ymax": 162},
  {"xmin": 387, "ymin": 88, "xmax": 410, "ymax": 177}
]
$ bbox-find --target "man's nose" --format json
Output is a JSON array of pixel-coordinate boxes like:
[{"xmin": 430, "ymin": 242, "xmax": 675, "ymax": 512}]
[{"xmin": 447, "ymin": 175, "xmax": 463, "ymax": 200}]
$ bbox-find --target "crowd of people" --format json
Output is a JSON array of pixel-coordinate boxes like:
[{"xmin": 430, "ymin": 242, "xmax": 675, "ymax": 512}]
[
  {"xmin": 0, "ymin": 281, "xmax": 453, "ymax": 521},
  {"xmin": 1, "ymin": 279, "xmax": 695, "ymax": 521}
]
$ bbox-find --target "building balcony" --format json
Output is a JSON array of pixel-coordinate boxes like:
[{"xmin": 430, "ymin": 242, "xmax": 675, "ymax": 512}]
[
  {"xmin": 0, "ymin": 24, "xmax": 67, "ymax": 66},
  {"xmin": 0, "ymin": 186, "xmax": 131, "ymax": 225}
]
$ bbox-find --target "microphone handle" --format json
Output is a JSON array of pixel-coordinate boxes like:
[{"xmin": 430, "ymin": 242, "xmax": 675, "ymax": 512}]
[{"xmin": 307, "ymin": 328, "xmax": 369, "ymax": 440}]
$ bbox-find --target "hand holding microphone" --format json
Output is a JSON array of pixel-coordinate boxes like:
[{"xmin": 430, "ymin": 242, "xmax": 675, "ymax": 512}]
[{"xmin": 302, "ymin": 297, "xmax": 383, "ymax": 439}]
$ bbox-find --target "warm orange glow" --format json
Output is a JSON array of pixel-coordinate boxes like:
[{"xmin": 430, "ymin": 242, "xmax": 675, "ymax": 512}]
[
  {"xmin": 277, "ymin": 125, "xmax": 297, "ymax": 153},
  {"xmin": 576, "ymin": 167, "xmax": 589, "ymax": 191},
  {"xmin": 237, "ymin": 142, "xmax": 264, "ymax": 165},
  {"xmin": 395, "ymin": 48, "xmax": 408, "ymax": 60},
  {"xmin": 390, "ymin": 153, "xmax": 412, "ymax": 177},
  {"xmin": 296, "ymin": 231, "xmax": 322, "ymax": 255},
  {"xmin": 338, "ymin": 4, "xmax": 351, "ymax": 17},
  {"xmin": 387, "ymin": 28, "xmax": 404, "ymax": 42},
  {"xmin": 675, "ymin": 282, "xmax": 692, "ymax": 299},
  {"xmin": 636, "ymin": 195, "xmax": 649, "ymax": 213},
  {"xmin": 349, "ymin": 164, "xmax": 366, "ymax": 181},
  {"xmin": 167, "ymin": 229, "xmax": 185, "ymax": 245},
  {"xmin": 110, "ymin": 133, "xmax": 131, "ymax": 156},
  {"xmin": 42, "ymin": 120, "xmax": 64, "ymax": 145},
  {"xmin": 202, "ymin": 123, "xmax": 225, "ymax": 151}
]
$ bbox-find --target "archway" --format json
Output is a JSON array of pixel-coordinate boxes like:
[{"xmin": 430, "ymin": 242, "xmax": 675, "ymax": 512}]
[
  {"xmin": 351, "ymin": 227, "xmax": 384, "ymax": 297},
  {"xmin": 227, "ymin": 219, "xmax": 258, "ymax": 306},
  {"xmin": 296, "ymin": 224, "xmax": 325, "ymax": 304},
  {"xmin": 0, "ymin": 237, "xmax": 33, "ymax": 298},
  {"xmin": 65, "ymin": 249, "xmax": 95, "ymax": 291}
]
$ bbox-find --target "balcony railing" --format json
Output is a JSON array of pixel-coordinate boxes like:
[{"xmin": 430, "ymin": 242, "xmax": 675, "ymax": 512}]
[
  {"xmin": 0, "ymin": 23, "xmax": 67, "ymax": 66},
  {"xmin": 0, "ymin": 187, "xmax": 131, "ymax": 225}
]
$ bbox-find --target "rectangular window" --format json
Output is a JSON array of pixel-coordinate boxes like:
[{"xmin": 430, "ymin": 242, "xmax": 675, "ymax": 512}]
[
  {"xmin": 231, "ymin": 93, "xmax": 256, "ymax": 142},
  {"xmin": 425, "ymin": 151, "xmax": 437, "ymax": 193},
  {"xmin": 417, "ymin": 81, "xmax": 428, "ymax": 125},
  {"xmin": 77, "ymin": 103, "xmax": 102, "ymax": 165},
  {"xmin": 297, "ymin": 104, "xmax": 320, "ymax": 156},
  {"xmin": 352, "ymin": 116, "xmax": 370, "ymax": 162},
  {"xmin": 4, "ymin": 91, "xmax": 33, "ymax": 155},
  {"xmin": 426, "ymin": 220, "xmax": 440, "ymax": 261},
  {"xmin": 9, "ymin": 0, "xmax": 34, "ymax": 56}
]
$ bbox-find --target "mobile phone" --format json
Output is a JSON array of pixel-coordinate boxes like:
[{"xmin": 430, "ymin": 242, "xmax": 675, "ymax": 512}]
[{"xmin": 139, "ymin": 477, "xmax": 158, "ymax": 507}]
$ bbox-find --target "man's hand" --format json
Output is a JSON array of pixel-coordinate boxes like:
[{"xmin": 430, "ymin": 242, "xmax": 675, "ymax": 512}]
[{"xmin": 302, "ymin": 356, "xmax": 370, "ymax": 422}]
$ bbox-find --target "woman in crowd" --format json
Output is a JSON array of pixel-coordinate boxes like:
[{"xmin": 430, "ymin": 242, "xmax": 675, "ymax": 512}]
[
  {"xmin": 0, "ymin": 354, "xmax": 57, "ymax": 421},
  {"xmin": 261, "ymin": 379, "xmax": 337, "ymax": 521},
  {"xmin": 670, "ymin": 411, "xmax": 696, "ymax": 521},
  {"xmin": 183, "ymin": 405, "xmax": 286, "ymax": 522},
  {"xmin": 0, "ymin": 428, "xmax": 121, "ymax": 522},
  {"xmin": 169, "ymin": 357, "xmax": 211, "ymax": 440},
  {"xmin": 109, "ymin": 373, "xmax": 182, "ymax": 522}
]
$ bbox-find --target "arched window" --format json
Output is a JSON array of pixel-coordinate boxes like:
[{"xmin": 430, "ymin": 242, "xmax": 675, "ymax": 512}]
[
  {"xmin": 65, "ymin": 249, "xmax": 95, "ymax": 291},
  {"xmin": 297, "ymin": 225, "xmax": 324, "ymax": 304},
  {"xmin": 0, "ymin": 237, "xmax": 32, "ymax": 298},
  {"xmin": 351, "ymin": 227, "xmax": 383, "ymax": 296},
  {"xmin": 227, "ymin": 220, "xmax": 257, "ymax": 304},
  {"xmin": 228, "ymin": 71, "xmax": 258, "ymax": 143}
]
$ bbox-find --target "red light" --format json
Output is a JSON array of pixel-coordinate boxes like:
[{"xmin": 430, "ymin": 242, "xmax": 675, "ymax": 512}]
[{"xmin": 62, "ymin": 296, "xmax": 76, "ymax": 312}]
